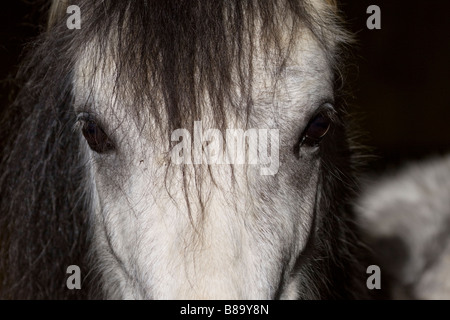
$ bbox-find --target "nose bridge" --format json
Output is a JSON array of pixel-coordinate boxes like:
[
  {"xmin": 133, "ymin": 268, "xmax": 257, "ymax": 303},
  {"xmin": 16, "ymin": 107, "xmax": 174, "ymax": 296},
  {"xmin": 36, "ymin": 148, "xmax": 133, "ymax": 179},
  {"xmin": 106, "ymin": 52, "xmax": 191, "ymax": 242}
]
[
  {"xmin": 172, "ymin": 155, "xmax": 250, "ymax": 218},
  {"xmin": 166, "ymin": 226, "xmax": 268, "ymax": 300},
  {"xmin": 160, "ymin": 181, "xmax": 262, "ymax": 299},
  {"xmin": 142, "ymin": 136, "xmax": 272, "ymax": 299},
  {"xmin": 171, "ymin": 245, "xmax": 245, "ymax": 299}
]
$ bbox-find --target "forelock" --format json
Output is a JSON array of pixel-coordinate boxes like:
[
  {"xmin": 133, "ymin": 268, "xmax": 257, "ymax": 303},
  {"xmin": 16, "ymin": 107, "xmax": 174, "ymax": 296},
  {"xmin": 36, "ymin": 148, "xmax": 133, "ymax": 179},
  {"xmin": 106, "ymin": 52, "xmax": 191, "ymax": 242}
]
[{"xmin": 47, "ymin": 0, "xmax": 349, "ymax": 134}]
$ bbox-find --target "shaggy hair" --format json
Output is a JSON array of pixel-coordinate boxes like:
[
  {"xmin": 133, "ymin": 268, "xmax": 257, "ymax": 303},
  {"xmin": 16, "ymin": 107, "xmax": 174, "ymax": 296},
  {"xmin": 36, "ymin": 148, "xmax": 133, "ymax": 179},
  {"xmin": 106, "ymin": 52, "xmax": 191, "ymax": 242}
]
[{"xmin": 0, "ymin": 0, "xmax": 379, "ymax": 299}]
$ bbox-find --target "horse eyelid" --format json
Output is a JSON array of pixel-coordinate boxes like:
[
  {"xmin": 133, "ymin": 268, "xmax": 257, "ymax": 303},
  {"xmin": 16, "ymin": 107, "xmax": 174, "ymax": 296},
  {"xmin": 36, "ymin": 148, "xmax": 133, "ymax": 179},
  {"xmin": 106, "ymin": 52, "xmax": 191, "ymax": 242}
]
[
  {"xmin": 76, "ymin": 112, "xmax": 95, "ymax": 123},
  {"xmin": 76, "ymin": 112, "xmax": 109, "ymax": 133},
  {"xmin": 316, "ymin": 101, "xmax": 336, "ymax": 117}
]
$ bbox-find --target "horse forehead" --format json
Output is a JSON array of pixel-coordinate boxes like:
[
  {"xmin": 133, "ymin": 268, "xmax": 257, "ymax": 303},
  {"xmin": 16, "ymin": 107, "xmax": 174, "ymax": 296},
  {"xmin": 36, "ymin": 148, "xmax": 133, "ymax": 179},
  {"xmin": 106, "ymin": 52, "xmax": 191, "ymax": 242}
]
[{"xmin": 74, "ymin": 32, "xmax": 330, "ymax": 110}]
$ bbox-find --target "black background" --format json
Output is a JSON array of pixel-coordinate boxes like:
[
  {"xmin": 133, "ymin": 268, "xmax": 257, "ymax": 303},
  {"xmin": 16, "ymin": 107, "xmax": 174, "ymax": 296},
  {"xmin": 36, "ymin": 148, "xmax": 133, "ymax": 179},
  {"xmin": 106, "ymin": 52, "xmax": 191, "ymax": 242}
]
[{"xmin": 1, "ymin": 0, "xmax": 450, "ymax": 173}]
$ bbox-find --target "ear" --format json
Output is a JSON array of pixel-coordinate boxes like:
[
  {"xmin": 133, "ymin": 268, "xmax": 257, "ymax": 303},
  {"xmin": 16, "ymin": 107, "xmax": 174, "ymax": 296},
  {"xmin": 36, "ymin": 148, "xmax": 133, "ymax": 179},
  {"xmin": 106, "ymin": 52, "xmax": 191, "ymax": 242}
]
[{"xmin": 48, "ymin": 0, "xmax": 69, "ymax": 29}]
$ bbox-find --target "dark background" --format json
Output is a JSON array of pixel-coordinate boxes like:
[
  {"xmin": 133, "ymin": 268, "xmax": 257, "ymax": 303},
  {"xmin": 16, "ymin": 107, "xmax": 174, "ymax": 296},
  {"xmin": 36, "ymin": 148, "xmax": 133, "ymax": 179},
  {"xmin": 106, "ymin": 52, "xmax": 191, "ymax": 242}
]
[{"xmin": 1, "ymin": 1, "xmax": 450, "ymax": 173}]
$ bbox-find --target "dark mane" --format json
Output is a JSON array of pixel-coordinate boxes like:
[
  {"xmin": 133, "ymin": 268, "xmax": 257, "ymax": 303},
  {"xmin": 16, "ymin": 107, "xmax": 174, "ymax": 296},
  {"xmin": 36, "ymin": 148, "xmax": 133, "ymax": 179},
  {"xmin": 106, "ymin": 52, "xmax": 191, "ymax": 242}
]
[{"xmin": 0, "ymin": 0, "xmax": 370, "ymax": 299}]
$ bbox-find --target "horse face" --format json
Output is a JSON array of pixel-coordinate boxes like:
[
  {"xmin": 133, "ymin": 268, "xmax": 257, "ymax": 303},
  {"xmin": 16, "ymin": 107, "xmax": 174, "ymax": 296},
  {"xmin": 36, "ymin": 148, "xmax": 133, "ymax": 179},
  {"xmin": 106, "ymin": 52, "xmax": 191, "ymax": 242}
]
[{"xmin": 73, "ymin": 7, "xmax": 337, "ymax": 300}]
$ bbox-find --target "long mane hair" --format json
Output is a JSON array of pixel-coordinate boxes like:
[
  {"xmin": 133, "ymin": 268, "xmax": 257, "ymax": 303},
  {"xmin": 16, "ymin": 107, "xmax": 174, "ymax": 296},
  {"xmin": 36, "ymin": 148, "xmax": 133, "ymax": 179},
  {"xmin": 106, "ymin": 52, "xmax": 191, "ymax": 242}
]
[{"xmin": 0, "ymin": 0, "xmax": 376, "ymax": 299}]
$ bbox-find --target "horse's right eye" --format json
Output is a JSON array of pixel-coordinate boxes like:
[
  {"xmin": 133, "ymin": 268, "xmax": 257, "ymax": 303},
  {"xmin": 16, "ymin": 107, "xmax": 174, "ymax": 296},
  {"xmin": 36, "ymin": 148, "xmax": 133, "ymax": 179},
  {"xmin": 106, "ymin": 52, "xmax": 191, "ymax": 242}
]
[{"xmin": 78, "ymin": 116, "xmax": 115, "ymax": 153}]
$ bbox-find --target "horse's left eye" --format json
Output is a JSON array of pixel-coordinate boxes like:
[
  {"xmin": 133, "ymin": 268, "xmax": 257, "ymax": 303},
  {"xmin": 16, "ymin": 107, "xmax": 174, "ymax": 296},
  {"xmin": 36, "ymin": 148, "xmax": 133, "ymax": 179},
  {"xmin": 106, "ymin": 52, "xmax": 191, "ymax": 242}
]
[
  {"xmin": 299, "ymin": 110, "xmax": 333, "ymax": 148},
  {"xmin": 79, "ymin": 117, "xmax": 115, "ymax": 153}
]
